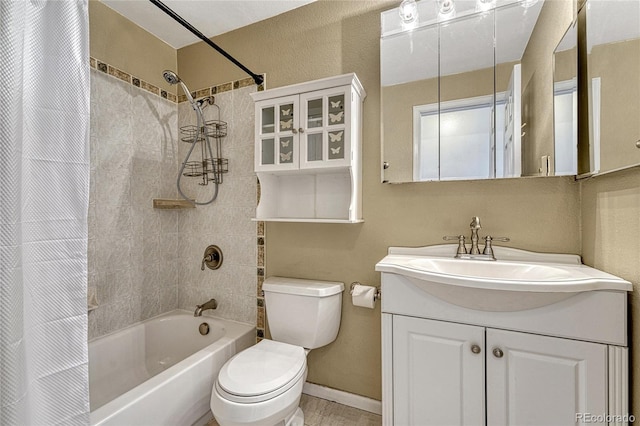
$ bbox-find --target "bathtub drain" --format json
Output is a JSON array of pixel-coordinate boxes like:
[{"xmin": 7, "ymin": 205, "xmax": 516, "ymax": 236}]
[{"xmin": 199, "ymin": 322, "xmax": 210, "ymax": 335}]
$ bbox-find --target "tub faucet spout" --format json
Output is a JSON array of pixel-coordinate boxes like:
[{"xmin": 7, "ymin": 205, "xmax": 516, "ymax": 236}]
[{"xmin": 194, "ymin": 298, "xmax": 218, "ymax": 316}]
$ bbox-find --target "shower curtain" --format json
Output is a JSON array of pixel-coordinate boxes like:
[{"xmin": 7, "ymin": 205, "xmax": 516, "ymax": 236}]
[{"xmin": 0, "ymin": 0, "xmax": 90, "ymax": 424}]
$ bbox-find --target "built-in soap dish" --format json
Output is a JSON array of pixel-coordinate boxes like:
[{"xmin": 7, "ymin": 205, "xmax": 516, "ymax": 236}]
[{"xmin": 152, "ymin": 198, "xmax": 196, "ymax": 209}]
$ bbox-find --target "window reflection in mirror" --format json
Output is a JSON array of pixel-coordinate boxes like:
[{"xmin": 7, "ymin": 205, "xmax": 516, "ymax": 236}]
[
  {"xmin": 381, "ymin": 0, "xmax": 575, "ymax": 183},
  {"xmin": 553, "ymin": 22, "xmax": 577, "ymax": 176}
]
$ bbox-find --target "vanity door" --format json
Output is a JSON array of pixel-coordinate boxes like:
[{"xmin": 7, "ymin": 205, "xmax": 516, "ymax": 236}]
[
  {"xmin": 486, "ymin": 328, "xmax": 607, "ymax": 426},
  {"xmin": 392, "ymin": 316, "xmax": 485, "ymax": 426},
  {"xmin": 299, "ymin": 87, "xmax": 351, "ymax": 169}
]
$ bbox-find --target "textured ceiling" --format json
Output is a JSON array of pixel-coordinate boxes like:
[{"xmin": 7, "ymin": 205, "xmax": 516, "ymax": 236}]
[{"xmin": 100, "ymin": 0, "xmax": 317, "ymax": 49}]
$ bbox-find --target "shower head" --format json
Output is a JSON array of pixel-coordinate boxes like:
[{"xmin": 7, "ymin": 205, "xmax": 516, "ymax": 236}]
[
  {"xmin": 162, "ymin": 70, "xmax": 196, "ymax": 107},
  {"xmin": 162, "ymin": 70, "xmax": 181, "ymax": 85}
]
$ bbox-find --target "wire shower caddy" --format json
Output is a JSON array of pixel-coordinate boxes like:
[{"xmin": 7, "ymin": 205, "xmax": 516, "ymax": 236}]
[{"xmin": 179, "ymin": 103, "xmax": 228, "ymax": 186}]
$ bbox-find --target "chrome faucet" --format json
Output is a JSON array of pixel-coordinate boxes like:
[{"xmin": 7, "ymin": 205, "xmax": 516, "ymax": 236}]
[
  {"xmin": 194, "ymin": 298, "xmax": 218, "ymax": 317},
  {"xmin": 443, "ymin": 216, "xmax": 510, "ymax": 260},
  {"xmin": 469, "ymin": 216, "xmax": 482, "ymax": 254}
]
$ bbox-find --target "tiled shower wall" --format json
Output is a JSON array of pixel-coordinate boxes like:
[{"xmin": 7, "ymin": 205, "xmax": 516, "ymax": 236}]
[
  {"xmin": 88, "ymin": 67, "xmax": 180, "ymax": 339},
  {"xmin": 88, "ymin": 62, "xmax": 260, "ymax": 338},
  {"xmin": 176, "ymin": 84, "xmax": 258, "ymax": 325}
]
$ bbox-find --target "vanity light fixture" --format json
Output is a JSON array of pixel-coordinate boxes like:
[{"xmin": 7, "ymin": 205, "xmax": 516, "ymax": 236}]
[
  {"xmin": 438, "ymin": 0, "xmax": 456, "ymax": 20},
  {"xmin": 475, "ymin": 0, "xmax": 495, "ymax": 12},
  {"xmin": 399, "ymin": 0, "xmax": 419, "ymax": 27}
]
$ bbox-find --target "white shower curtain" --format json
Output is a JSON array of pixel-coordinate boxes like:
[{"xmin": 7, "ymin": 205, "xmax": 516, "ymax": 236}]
[{"xmin": 0, "ymin": 0, "xmax": 90, "ymax": 424}]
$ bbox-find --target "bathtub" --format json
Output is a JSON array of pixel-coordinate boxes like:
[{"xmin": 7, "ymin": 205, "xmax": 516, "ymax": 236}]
[{"xmin": 89, "ymin": 310, "xmax": 255, "ymax": 426}]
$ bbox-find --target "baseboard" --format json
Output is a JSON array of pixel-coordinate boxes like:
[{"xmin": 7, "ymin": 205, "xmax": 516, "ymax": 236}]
[{"xmin": 302, "ymin": 382, "xmax": 382, "ymax": 415}]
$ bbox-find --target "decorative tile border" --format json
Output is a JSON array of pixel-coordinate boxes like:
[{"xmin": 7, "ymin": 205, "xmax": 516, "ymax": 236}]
[
  {"xmin": 88, "ymin": 57, "xmax": 261, "ymax": 104},
  {"xmin": 256, "ymin": 160, "xmax": 265, "ymax": 340}
]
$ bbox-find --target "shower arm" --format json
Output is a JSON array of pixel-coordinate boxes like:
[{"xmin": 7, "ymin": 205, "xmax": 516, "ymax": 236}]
[{"xmin": 149, "ymin": 0, "xmax": 264, "ymax": 86}]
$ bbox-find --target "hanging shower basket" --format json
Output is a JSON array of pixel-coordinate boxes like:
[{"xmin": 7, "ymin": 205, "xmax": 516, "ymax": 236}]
[
  {"xmin": 182, "ymin": 158, "xmax": 229, "ymax": 183},
  {"xmin": 180, "ymin": 119, "xmax": 227, "ymax": 143},
  {"xmin": 179, "ymin": 114, "xmax": 228, "ymax": 185}
]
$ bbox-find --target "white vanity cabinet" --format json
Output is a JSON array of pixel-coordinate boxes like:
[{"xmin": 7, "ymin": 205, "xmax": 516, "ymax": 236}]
[
  {"xmin": 377, "ymin": 245, "xmax": 631, "ymax": 426},
  {"xmin": 251, "ymin": 74, "xmax": 365, "ymax": 222},
  {"xmin": 391, "ymin": 315, "xmax": 609, "ymax": 426}
]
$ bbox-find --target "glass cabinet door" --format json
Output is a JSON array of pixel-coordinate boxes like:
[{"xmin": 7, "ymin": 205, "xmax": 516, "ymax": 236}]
[
  {"xmin": 256, "ymin": 96, "xmax": 299, "ymax": 170},
  {"xmin": 299, "ymin": 87, "xmax": 350, "ymax": 169}
]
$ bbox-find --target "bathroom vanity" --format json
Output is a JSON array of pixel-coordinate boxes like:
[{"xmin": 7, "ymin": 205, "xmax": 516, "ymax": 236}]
[{"xmin": 376, "ymin": 245, "xmax": 632, "ymax": 426}]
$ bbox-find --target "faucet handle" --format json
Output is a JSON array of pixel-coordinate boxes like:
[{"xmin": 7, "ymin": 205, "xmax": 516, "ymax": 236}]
[
  {"xmin": 482, "ymin": 236, "xmax": 510, "ymax": 256},
  {"xmin": 444, "ymin": 235, "xmax": 467, "ymax": 256}
]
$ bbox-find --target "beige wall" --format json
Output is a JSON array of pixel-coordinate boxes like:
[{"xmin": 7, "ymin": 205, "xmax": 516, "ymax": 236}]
[
  {"xmin": 89, "ymin": 0, "xmax": 177, "ymax": 93},
  {"xmin": 178, "ymin": 0, "xmax": 582, "ymax": 400},
  {"xmin": 580, "ymin": 167, "xmax": 640, "ymax": 414}
]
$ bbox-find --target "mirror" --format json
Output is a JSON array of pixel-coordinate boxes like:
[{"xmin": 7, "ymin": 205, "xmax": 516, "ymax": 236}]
[
  {"xmin": 381, "ymin": 0, "xmax": 576, "ymax": 183},
  {"xmin": 553, "ymin": 21, "xmax": 578, "ymax": 176},
  {"xmin": 582, "ymin": 0, "xmax": 640, "ymax": 175}
]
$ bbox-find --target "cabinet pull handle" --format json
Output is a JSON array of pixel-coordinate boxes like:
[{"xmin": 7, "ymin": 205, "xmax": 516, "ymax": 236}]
[
  {"xmin": 292, "ymin": 128, "xmax": 298, "ymax": 134},
  {"xmin": 471, "ymin": 344, "xmax": 481, "ymax": 354},
  {"xmin": 493, "ymin": 348, "xmax": 504, "ymax": 358}
]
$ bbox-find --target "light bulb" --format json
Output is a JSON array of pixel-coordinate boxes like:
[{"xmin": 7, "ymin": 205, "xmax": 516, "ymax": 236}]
[
  {"xmin": 438, "ymin": 0, "xmax": 456, "ymax": 19},
  {"xmin": 399, "ymin": 0, "xmax": 418, "ymax": 24},
  {"xmin": 476, "ymin": 0, "xmax": 495, "ymax": 12}
]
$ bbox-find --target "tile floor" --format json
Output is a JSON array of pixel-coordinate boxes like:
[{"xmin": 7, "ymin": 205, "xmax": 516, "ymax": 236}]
[{"xmin": 206, "ymin": 394, "xmax": 382, "ymax": 425}]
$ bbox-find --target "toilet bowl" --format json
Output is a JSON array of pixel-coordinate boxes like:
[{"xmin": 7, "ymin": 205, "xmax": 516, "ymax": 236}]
[
  {"xmin": 210, "ymin": 340, "xmax": 307, "ymax": 426},
  {"xmin": 210, "ymin": 277, "xmax": 344, "ymax": 426}
]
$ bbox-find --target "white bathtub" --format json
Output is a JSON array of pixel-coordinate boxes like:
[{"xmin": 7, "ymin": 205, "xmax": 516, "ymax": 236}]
[{"xmin": 89, "ymin": 310, "xmax": 255, "ymax": 426}]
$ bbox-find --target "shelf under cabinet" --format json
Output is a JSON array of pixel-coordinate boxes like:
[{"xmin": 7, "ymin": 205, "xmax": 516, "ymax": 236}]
[
  {"xmin": 256, "ymin": 168, "xmax": 361, "ymax": 223},
  {"xmin": 252, "ymin": 217, "xmax": 364, "ymax": 224}
]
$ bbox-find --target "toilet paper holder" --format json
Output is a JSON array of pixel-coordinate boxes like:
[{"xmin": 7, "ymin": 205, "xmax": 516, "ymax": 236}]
[{"xmin": 350, "ymin": 282, "xmax": 381, "ymax": 301}]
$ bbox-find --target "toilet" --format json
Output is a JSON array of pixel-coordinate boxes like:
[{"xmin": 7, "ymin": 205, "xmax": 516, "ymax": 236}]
[{"xmin": 210, "ymin": 276, "xmax": 344, "ymax": 426}]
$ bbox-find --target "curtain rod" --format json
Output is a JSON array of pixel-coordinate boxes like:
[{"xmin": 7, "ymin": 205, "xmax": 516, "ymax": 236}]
[{"xmin": 149, "ymin": 0, "xmax": 264, "ymax": 86}]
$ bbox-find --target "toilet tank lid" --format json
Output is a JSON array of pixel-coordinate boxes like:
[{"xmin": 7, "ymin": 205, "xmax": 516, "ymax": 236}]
[{"xmin": 263, "ymin": 276, "xmax": 344, "ymax": 297}]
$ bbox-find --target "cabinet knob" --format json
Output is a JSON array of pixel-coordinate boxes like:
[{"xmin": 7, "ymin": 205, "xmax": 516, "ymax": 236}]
[
  {"xmin": 471, "ymin": 344, "xmax": 481, "ymax": 354},
  {"xmin": 292, "ymin": 128, "xmax": 298, "ymax": 134},
  {"xmin": 299, "ymin": 127, "xmax": 305, "ymax": 133},
  {"xmin": 636, "ymin": 139, "xmax": 640, "ymax": 149},
  {"xmin": 492, "ymin": 348, "xmax": 504, "ymax": 358}
]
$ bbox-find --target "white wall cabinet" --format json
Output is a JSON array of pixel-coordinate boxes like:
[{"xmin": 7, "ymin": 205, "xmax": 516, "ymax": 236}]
[
  {"xmin": 251, "ymin": 74, "xmax": 365, "ymax": 223},
  {"xmin": 381, "ymin": 272, "xmax": 629, "ymax": 426}
]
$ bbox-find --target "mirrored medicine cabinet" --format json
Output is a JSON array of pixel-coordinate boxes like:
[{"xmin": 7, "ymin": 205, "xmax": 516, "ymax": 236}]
[
  {"xmin": 579, "ymin": 0, "xmax": 640, "ymax": 176},
  {"xmin": 381, "ymin": 0, "xmax": 577, "ymax": 183}
]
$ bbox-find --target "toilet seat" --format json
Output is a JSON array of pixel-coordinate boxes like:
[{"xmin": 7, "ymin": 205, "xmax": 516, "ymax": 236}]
[{"xmin": 216, "ymin": 340, "xmax": 306, "ymax": 404}]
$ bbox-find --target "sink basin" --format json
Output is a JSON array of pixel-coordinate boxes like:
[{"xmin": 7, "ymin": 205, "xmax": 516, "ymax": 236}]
[
  {"xmin": 407, "ymin": 258, "xmax": 576, "ymax": 282},
  {"xmin": 375, "ymin": 244, "xmax": 632, "ymax": 311}
]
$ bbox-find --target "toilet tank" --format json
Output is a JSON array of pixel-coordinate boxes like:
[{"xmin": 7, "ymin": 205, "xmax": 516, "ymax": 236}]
[{"xmin": 263, "ymin": 276, "xmax": 344, "ymax": 349}]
